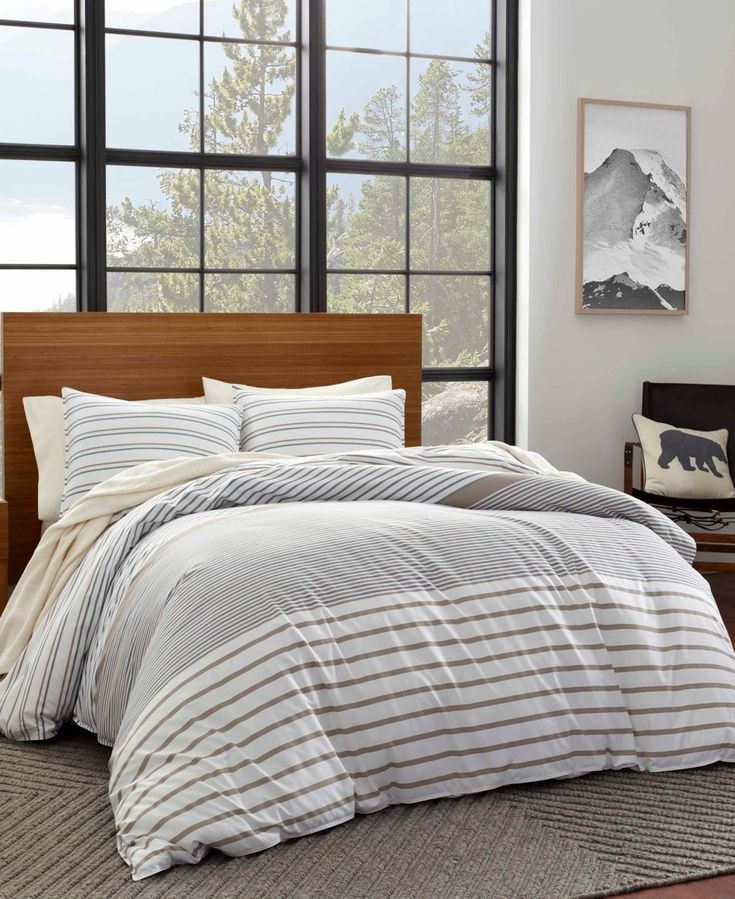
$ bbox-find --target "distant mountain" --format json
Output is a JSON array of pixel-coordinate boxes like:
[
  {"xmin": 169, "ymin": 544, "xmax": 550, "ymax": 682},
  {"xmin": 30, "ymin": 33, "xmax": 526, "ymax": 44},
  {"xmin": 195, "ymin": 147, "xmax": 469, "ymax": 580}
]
[
  {"xmin": 629, "ymin": 149, "xmax": 686, "ymax": 216},
  {"xmin": 583, "ymin": 273, "xmax": 684, "ymax": 311},
  {"xmin": 582, "ymin": 147, "xmax": 687, "ymax": 310}
]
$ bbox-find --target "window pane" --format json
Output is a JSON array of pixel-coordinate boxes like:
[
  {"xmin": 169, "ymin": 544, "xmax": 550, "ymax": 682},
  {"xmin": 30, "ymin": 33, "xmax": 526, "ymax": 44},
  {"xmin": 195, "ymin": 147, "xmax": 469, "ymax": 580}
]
[
  {"xmin": 422, "ymin": 381, "xmax": 489, "ymax": 446},
  {"xmin": 0, "ymin": 2, "xmax": 73, "ymax": 24},
  {"xmin": 327, "ymin": 51, "xmax": 405, "ymax": 161},
  {"xmin": 410, "ymin": 178, "xmax": 490, "ymax": 272},
  {"xmin": 107, "ymin": 166, "xmax": 200, "ymax": 268},
  {"xmin": 410, "ymin": 58, "xmax": 490, "ymax": 166},
  {"xmin": 107, "ymin": 271, "xmax": 199, "ymax": 311},
  {"xmin": 0, "ymin": 26, "xmax": 74, "ymax": 144},
  {"xmin": 0, "ymin": 269, "xmax": 75, "ymax": 312},
  {"xmin": 410, "ymin": 0, "xmax": 491, "ymax": 60},
  {"xmin": 0, "ymin": 161, "xmax": 75, "ymax": 264},
  {"xmin": 106, "ymin": 35, "xmax": 199, "ymax": 151},
  {"xmin": 204, "ymin": 42, "xmax": 296, "ymax": 155},
  {"xmin": 106, "ymin": 0, "xmax": 199, "ymax": 33},
  {"xmin": 327, "ymin": 274, "xmax": 405, "ymax": 313},
  {"xmin": 410, "ymin": 275, "xmax": 489, "ymax": 367},
  {"xmin": 326, "ymin": 0, "xmax": 406, "ymax": 52},
  {"xmin": 203, "ymin": 0, "xmax": 296, "ymax": 42},
  {"xmin": 204, "ymin": 170, "xmax": 295, "ymax": 269},
  {"xmin": 205, "ymin": 273, "xmax": 294, "ymax": 312},
  {"xmin": 327, "ymin": 174, "xmax": 405, "ymax": 271}
]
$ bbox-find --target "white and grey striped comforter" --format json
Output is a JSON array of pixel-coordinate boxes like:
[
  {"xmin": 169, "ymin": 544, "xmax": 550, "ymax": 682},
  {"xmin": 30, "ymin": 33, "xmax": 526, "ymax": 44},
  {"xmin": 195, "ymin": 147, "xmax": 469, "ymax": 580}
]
[{"xmin": 2, "ymin": 445, "xmax": 734, "ymax": 880}]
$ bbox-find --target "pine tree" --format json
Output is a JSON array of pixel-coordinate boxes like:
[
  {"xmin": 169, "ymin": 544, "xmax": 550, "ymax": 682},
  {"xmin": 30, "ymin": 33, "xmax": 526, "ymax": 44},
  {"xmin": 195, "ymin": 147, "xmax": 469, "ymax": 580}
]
[
  {"xmin": 109, "ymin": 6, "xmax": 490, "ymax": 370},
  {"xmin": 107, "ymin": 0, "xmax": 295, "ymax": 312}
]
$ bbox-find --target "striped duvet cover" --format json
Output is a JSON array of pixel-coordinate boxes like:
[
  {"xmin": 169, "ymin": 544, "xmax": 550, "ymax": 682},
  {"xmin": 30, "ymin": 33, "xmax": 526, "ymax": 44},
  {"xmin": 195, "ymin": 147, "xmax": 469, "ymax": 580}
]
[{"xmin": 2, "ymin": 445, "xmax": 734, "ymax": 880}]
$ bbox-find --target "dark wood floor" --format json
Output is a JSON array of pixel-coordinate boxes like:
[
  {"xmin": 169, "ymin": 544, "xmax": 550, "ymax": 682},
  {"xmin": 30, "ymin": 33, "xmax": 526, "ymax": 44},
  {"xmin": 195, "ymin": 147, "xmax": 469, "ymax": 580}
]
[{"xmin": 610, "ymin": 573, "xmax": 735, "ymax": 899}]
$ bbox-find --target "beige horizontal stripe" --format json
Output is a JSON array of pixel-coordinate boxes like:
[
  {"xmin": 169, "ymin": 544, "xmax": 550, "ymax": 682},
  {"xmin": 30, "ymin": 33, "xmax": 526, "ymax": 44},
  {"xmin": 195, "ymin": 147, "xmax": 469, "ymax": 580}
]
[
  {"xmin": 158, "ymin": 769, "xmax": 352, "ymax": 849},
  {"xmin": 126, "ymin": 721, "xmax": 635, "ymax": 842},
  {"xmin": 332, "ymin": 583, "xmax": 717, "ymax": 630},
  {"xmin": 118, "ymin": 727, "xmax": 333, "ymax": 837},
  {"xmin": 635, "ymin": 720, "xmax": 735, "ymax": 737},
  {"xmin": 130, "ymin": 733, "xmax": 735, "ymax": 869},
  {"xmin": 615, "ymin": 662, "xmax": 735, "ymax": 677},
  {"xmin": 353, "ymin": 747, "xmax": 638, "ymax": 804},
  {"xmin": 606, "ymin": 642, "xmax": 734, "ymax": 660},
  {"xmin": 209, "ymin": 747, "xmax": 636, "ymax": 853},
  {"xmin": 134, "ymin": 794, "xmax": 355, "ymax": 870},
  {"xmin": 621, "ymin": 681, "xmax": 735, "ymax": 696},
  {"xmin": 637, "ymin": 742, "xmax": 735, "ymax": 758},
  {"xmin": 325, "ymin": 701, "xmax": 630, "ymax": 741},
  {"xmin": 118, "ymin": 660, "xmax": 618, "ymax": 825},
  {"xmin": 121, "ymin": 660, "xmax": 735, "ymax": 833},
  {"xmin": 111, "ymin": 577, "xmax": 717, "ymax": 787},
  {"xmin": 116, "ymin": 613, "xmax": 725, "ymax": 792},
  {"xmin": 629, "ymin": 701, "xmax": 735, "ymax": 716},
  {"xmin": 122, "ymin": 743, "xmax": 340, "ymax": 838}
]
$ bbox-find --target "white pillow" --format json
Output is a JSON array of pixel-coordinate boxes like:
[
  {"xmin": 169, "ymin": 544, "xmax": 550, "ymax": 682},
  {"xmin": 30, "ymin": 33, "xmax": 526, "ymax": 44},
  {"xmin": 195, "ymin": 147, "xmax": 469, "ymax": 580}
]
[
  {"xmin": 234, "ymin": 389, "xmax": 405, "ymax": 455},
  {"xmin": 203, "ymin": 375, "xmax": 392, "ymax": 404},
  {"xmin": 632, "ymin": 413, "xmax": 735, "ymax": 500},
  {"xmin": 60, "ymin": 389, "xmax": 240, "ymax": 516},
  {"xmin": 24, "ymin": 394, "xmax": 206, "ymax": 522}
]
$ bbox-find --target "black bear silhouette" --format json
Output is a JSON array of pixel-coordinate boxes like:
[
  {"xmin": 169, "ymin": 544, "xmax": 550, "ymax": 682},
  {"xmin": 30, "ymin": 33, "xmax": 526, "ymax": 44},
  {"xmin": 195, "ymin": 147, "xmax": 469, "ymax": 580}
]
[{"xmin": 657, "ymin": 429, "xmax": 727, "ymax": 478}]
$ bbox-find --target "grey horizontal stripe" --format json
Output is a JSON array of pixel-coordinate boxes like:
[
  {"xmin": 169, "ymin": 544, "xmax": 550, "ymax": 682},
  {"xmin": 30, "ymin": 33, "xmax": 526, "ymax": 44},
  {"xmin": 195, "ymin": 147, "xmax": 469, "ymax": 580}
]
[
  {"xmin": 61, "ymin": 388, "xmax": 241, "ymax": 513},
  {"xmin": 235, "ymin": 389, "xmax": 405, "ymax": 454}
]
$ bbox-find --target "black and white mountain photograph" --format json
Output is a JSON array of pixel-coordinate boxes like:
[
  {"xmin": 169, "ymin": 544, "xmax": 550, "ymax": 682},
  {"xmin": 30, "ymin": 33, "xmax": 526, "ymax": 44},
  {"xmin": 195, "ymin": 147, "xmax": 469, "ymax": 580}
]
[{"xmin": 577, "ymin": 99, "xmax": 690, "ymax": 314}]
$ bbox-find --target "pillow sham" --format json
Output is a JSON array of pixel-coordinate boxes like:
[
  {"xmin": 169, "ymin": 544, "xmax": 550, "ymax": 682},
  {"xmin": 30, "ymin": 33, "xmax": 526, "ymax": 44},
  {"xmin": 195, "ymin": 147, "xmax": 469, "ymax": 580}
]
[
  {"xmin": 234, "ymin": 388, "xmax": 405, "ymax": 455},
  {"xmin": 632, "ymin": 413, "xmax": 735, "ymax": 499},
  {"xmin": 203, "ymin": 375, "xmax": 392, "ymax": 404},
  {"xmin": 60, "ymin": 389, "xmax": 240, "ymax": 515},
  {"xmin": 24, "ymin": 394, "xmax": 205, "ymax": 522}
]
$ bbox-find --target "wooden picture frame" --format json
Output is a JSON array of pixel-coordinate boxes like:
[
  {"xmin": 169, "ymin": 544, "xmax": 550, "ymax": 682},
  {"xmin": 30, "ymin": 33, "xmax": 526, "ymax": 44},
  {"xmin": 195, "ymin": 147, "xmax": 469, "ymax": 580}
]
[{"xmin": 576, "ymin": 98, "xmax": 691, "ymax": 315}]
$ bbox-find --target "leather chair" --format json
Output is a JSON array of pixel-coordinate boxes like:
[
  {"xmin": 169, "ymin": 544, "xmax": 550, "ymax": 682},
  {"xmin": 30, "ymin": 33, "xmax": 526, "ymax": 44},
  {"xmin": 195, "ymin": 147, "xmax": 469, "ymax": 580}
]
[{"xmin": 624, "ymin": 381, "xmax": 735, "ymax": 572}]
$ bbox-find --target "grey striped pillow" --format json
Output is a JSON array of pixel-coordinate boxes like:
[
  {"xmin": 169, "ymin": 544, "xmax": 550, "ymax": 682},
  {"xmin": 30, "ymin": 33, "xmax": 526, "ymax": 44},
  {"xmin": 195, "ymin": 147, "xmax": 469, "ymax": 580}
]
[
  {"xmin": 60, "ymin": 388, "xmax": 241, "ymax": 515},
  {"xmin": 234, "ymin": 389, "xmax": 406, "ymax": 455}
]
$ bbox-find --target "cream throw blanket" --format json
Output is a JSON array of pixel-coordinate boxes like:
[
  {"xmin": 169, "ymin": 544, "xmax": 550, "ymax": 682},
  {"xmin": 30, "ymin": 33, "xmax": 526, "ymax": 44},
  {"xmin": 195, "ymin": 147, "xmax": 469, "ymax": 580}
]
[{"xmin": 0, "ymin": 443, "xmax": 576, "ymax": 676}]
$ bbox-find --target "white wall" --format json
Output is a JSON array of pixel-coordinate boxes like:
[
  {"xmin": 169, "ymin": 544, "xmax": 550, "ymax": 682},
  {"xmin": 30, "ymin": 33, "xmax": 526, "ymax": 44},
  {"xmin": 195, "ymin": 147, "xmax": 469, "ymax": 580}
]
[{"xmin": 518, "ymin": 0, "xmax": 735, "ymax": 488}]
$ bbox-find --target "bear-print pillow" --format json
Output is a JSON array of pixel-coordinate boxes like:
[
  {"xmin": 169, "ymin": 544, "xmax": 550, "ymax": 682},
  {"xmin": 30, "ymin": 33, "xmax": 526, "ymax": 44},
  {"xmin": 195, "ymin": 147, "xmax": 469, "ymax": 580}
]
[{"xmin": 632, "ymin": 414, "xmax": 735, "ymax": 500}]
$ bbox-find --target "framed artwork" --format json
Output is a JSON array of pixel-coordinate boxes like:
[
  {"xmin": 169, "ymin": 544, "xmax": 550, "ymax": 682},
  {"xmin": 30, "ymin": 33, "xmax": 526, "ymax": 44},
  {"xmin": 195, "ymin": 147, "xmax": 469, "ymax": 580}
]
[{"xmin": 576, "ymin": 98, "xmax": 691, "ymax": 315}]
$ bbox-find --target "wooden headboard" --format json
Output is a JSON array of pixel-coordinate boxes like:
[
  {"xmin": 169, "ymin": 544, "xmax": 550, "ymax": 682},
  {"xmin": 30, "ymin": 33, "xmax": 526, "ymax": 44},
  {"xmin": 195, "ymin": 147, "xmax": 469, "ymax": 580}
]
[{"xmin": 1, "ymin": 312, "xmax": 422, "ymax": 583}]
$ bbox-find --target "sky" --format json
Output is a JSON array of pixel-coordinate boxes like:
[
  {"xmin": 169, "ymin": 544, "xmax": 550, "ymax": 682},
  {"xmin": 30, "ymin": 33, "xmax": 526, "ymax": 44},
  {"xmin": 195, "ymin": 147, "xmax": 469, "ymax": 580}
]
[
  {"xmin": 583, "ymin": 101, "xmax": 688, "ymax": 180},
  {"xmin": 0, "ymin": 0, "xmax": 490, "ymax": 310}
]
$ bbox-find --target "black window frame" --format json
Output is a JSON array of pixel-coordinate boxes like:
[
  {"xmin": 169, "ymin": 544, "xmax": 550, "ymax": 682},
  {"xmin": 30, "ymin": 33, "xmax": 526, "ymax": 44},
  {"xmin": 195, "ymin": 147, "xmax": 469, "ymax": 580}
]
[{"xmin": 0, "ymin": 0, "xmax": 518, "ymax": 442}]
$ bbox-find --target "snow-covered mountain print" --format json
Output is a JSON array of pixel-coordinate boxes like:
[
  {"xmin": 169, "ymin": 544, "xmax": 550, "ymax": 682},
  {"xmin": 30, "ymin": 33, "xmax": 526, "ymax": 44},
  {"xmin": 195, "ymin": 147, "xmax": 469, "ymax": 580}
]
[{"xmin": 580, "ymin": 102, "xmax": 689, "ymax": 312}]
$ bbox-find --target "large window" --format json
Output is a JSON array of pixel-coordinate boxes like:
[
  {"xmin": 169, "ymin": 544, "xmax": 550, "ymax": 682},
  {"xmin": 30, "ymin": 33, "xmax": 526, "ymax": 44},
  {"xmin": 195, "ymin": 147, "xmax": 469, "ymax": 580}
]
[
  {"xmin": 0, "ymin": 0, "xmax": 517, "ymax": 442},
  {"xmin": 0, "ymin": 3, "xmax": 78, "ymax": 311}
]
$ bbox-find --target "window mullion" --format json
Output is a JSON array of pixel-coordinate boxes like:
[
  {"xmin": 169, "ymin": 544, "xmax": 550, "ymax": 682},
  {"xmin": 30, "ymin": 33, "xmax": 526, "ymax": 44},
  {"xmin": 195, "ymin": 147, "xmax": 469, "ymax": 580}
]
[
  {"xmin": 301, "ymin": 0, "xmax": 327, "ymax": 312},
  {"xmin": 79, "ymin": 0, "xmax": 106, "ymax": 311}
]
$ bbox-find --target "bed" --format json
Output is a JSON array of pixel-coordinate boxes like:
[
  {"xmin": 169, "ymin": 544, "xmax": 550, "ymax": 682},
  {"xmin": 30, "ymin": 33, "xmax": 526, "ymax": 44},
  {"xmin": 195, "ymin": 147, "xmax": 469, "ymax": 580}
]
[{"xmin": 1, "ymin": 312, "xmax": 734, "ymax": 882}]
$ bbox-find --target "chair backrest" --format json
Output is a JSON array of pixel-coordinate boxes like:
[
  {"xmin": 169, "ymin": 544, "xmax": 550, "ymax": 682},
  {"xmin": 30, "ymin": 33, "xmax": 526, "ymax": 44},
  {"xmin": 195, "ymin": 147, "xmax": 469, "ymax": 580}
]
[{"xmin": 642, "ymin": 381, "xmax": 735, "ymax": 480}]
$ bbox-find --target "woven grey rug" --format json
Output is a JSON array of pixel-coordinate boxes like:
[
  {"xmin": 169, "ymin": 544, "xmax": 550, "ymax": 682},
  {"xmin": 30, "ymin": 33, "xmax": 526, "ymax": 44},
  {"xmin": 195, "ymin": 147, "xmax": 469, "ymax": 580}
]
[{"xmin": 1, "ymin": 727, "xmax": 734, "ymax": 899}]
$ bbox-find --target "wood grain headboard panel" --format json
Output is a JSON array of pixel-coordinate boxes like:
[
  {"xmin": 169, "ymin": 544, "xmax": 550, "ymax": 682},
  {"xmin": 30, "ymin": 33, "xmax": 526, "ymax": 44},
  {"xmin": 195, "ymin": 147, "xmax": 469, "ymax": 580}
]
[{"xmin": 1, "ymin": 312, "xmax": 422, "ymax": 583}]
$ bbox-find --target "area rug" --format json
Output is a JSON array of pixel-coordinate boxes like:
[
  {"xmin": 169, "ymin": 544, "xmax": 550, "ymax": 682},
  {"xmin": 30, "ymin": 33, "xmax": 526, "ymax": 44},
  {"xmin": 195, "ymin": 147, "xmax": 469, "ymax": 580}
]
[{"xmin": 1, "ymin": 726, "xmax": 734, "ymax": 899}]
